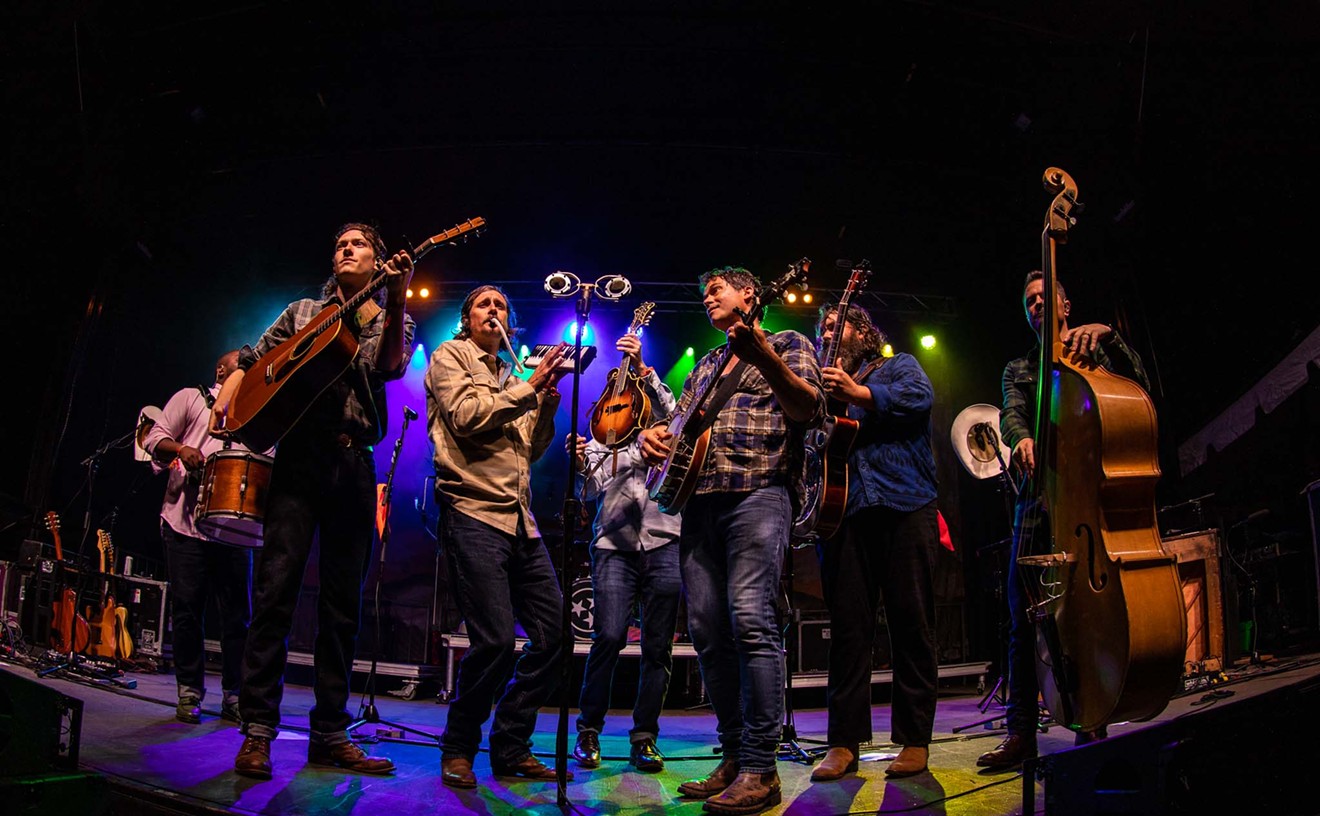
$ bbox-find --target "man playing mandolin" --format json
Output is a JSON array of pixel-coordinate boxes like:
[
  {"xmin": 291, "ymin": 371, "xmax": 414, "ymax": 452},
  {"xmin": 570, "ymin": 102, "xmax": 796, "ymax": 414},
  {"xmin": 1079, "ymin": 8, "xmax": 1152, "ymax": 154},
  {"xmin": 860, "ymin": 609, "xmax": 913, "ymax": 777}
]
[
  {"xmin": 638, "ymin": 266, "xmax": 823, "ymax": 815},
  {"xmin": 567, "ymin": 330, "xmax": 681, "ymax": 774},
  {"xmin": 210, "ymin": 222, "xmax": 415, "ymax": 780},
  {"xmin": 978, "ymin": 269, "xmax": 1150, "ymax": 771},
  {"xmin": 808, "ymin": 303, "xmax": 940, "ymax": 781}
]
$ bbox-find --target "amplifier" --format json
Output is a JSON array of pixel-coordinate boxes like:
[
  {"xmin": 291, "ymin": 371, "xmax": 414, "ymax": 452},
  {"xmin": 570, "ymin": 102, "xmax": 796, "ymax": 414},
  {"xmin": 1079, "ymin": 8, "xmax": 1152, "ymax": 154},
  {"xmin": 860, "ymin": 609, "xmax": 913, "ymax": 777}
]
[{"xmin": 108, "ymin": 574, "xmax": 170, "ymax": 659}]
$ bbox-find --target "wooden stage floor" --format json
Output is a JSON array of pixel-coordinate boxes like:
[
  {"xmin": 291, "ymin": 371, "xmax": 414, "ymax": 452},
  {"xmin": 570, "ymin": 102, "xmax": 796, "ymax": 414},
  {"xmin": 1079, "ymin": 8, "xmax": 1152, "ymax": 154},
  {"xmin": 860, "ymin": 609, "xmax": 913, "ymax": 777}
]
[{"xmin": 3, "ymin": 652, "xmax": 1319, "ymax": 816}]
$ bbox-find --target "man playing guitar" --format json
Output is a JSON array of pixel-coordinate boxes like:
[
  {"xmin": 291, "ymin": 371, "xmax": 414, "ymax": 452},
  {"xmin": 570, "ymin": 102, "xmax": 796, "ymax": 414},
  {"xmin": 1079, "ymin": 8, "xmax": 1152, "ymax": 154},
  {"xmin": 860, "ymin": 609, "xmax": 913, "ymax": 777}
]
[{"xmin": 807, "ymin": 303, "xmax": 941, "ymax": 782}]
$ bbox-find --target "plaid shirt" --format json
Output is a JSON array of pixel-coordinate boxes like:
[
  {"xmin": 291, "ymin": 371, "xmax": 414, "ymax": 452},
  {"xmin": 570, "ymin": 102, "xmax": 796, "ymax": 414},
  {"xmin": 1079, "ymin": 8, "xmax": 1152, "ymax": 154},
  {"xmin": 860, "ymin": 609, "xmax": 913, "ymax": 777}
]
[
  {"xmin": 237, "ymin": 293, "xmax": 415, "ymax": 446},
  {"xmin": 671, "ymin": 329, "xmax": 824, "ymax": 498}
]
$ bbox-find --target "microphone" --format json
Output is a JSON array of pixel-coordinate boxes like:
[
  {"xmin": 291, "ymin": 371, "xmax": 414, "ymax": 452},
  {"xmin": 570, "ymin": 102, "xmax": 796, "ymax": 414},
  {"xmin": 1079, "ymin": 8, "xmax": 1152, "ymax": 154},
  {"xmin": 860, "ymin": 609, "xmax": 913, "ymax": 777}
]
[
  {"xmin": 544, "ymin": 271, "xmax": 579, "ymax": 297},
  {"xmin": 597, "ymin": 275, "xmax": 632, "ymax": 299},
  {"xmin": 403, "ymin": 405, "xmax": 418, "ymax": 421}
]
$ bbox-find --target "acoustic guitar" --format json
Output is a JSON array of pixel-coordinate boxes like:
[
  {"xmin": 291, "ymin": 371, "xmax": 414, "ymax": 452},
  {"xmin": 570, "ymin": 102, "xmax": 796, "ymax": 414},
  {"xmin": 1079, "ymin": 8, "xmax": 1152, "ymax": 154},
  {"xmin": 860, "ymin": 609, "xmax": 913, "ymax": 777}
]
[
  {"xmin": 646, "ymin": 260, "xmax": 810, "ymax": 515},
  {"xmin": 792, "ymin": 262, "xmax": 871, "ymax": 542},
  {"xmin": 589, "ymin": 301, "xmax": 656, "ymax": 448},
  {"xmin": 44, "ymin": 512, "xmax": 90, "ymax": 655},
  {"xmin": 222, "ymin": 218, "xmax": 486, "ymax": 452},
  {"xmin": 91, "ymin": 530, "xmax": 118, "ymax": 660}
]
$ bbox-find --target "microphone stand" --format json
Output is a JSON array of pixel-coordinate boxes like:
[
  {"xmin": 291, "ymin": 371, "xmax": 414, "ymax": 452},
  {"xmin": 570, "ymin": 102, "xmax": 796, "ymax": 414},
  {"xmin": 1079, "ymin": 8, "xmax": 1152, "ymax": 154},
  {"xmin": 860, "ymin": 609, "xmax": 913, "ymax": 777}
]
[{"xmin": 347, "ymin": 406, "xmax": 442, "ymax": 747}]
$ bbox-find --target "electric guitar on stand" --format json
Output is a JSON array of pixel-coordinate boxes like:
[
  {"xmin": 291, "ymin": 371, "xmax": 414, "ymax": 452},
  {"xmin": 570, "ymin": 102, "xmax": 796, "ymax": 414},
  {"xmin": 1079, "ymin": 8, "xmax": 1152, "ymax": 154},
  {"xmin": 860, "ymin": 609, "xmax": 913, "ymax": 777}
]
[
  {"xmin": 792, "ymin": 261, "xmax": 872, "ymax": 542},
  {"xmin": 219, "ymin": 218, "xmax": 486, "ymax": 452},
  {"xmin": 92, "ymin": 530, "xmax": 118, "ymax": 660},
  {"xmin": 647, "ymin": 259, "xmax": 810, "ymax": 515},
  {"xmin": 45, "ymin": 512, "xmax": 90, "ymax": 655}
]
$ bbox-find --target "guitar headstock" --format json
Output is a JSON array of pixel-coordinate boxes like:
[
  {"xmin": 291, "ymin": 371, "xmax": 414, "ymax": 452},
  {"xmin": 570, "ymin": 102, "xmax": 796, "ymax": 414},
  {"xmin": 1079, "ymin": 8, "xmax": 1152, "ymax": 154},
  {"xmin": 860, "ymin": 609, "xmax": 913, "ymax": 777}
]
[
  {"xmin": 1042, "ymin": 167, "xmax": 1082, "ymax": 243},
  {"xmin": 842, "ymin": 260, "xmax": 872, "ymax": 300},
  {"xmin": 411, "ymin": 217, "xmax": 487, "ymax": 261},
  {"xmin": 748, "ymin": 258, "xmax": 810, "ymax": 324},
  {"xmin": 629, "ymin": 302, "xmax": 656, "ymax": 334},
  {"xmin": 45, "ymin": 511, "xmax": 60, "ymax": 534},
  {"xmin": 97, "ymin": 529, "xmax": 115, "ymax": 575}
]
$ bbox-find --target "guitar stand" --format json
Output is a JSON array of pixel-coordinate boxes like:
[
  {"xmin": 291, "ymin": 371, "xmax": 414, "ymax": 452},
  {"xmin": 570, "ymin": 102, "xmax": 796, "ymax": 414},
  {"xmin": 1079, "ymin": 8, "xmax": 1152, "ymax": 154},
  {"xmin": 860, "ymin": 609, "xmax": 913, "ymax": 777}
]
[
  {"xmin": 776, "ymin": 545, "xmax": 828, "ymax": 764},
  {"xmin": 346, "ymin": 406, "xmax": 442, "ymax": 749}
]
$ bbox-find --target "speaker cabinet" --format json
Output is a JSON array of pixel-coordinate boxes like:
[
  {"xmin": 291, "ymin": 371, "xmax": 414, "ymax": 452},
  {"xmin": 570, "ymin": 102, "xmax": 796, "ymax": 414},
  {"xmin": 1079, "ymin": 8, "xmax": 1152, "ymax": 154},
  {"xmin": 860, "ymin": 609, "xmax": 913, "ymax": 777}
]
[{"xmin": 0, "ymin": 667, "xmax": 83, "ymax": 776}]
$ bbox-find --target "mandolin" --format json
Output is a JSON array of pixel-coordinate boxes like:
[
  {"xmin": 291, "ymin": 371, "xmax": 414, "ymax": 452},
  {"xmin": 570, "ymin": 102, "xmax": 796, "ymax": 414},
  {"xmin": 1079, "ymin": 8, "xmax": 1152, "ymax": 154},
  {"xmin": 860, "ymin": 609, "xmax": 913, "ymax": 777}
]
[
  {"xmin": 647, "ymin": 260, "xmax": 810, "ymax": 515},
  {"xmin": 45, "ymin": 512, "xmax": 90, "ymax": 655},
  {"xmin": 589, "ymin": 301, "xmax": 657, "ymax": 449},
  {"xmin": 792, "ymin": 262, "xmax": 871, "ymax": 542},
  {"xmin": 221, "ymin": 218, "xmax": 486, "ymax": 452}
]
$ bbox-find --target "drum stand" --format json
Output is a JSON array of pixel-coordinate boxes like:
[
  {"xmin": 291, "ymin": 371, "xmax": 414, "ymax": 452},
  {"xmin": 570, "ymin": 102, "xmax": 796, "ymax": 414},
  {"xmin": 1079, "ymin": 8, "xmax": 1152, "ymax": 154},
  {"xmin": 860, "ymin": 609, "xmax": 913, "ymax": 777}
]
[{"xmin": 347, "ymin": 406, "xmax": 441, "ymax": 748}]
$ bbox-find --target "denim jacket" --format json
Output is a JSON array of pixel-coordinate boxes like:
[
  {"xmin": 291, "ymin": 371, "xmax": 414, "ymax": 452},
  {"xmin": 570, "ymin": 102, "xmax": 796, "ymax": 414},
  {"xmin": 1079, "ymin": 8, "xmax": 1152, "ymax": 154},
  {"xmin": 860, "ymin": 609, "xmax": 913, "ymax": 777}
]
[{"xmin": 843, "ymin": 352, "xmax": 939, "ymax": 517}]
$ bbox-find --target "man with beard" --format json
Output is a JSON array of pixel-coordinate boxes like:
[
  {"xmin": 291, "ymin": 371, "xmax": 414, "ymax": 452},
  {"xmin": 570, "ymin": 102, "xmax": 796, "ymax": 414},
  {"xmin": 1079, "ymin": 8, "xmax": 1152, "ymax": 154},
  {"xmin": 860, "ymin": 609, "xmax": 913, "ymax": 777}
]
[{"xmin": 807, "ymin": 303, "xmax": 940, "ymax": 781}]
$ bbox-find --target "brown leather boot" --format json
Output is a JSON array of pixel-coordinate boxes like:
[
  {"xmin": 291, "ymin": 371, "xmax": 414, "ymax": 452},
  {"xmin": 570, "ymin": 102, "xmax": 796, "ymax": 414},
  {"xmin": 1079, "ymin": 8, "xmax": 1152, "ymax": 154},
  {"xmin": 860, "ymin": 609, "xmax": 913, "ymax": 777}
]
[
  {"xmin": 885, "ymin": 745, "xmax": 928, "ymax": 777},
  {"xmin": 441, "ymin": 755, "xmax": 477, "ymax": 789},
  {"xmin": 976, "ymin": 733, "xmax": 1036, "ymax": 770},
  {"xmin": 490, "ymin": 754, "xmax": 573, "ymax": 781},
  {"xmin": 810, "ymin": 746, "xmax": 859, "ymax": 781},
  {"xmin": 702, "ymin": 770, "xmax": 782, "ymax": 814},
  {"xmin": 307, "ymin": 741, "xmax": 396, "ymax": 774},
  {"xmin": 234, "ymin": 735, "xmax": 273, "ymax": 780},
  {"xmin": 677, "ymin": 756, "xmax": 740, "ymax": 799}
]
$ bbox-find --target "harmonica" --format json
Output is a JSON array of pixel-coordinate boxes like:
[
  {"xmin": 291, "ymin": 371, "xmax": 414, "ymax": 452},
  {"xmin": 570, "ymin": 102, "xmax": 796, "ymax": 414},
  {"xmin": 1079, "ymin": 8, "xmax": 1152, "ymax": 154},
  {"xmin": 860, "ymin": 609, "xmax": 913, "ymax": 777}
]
[{"xmin": 523, "ymin": 344, "xmax": 597, "ymax": 373}]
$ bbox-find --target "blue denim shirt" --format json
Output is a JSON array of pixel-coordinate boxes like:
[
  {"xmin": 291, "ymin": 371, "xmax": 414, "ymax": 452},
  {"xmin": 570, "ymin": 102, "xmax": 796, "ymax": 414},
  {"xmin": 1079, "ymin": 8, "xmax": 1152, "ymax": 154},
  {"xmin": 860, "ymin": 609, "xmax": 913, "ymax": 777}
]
[{"xmin": 843, "ymin": 352, "xmax": 939, "ymax": 516}]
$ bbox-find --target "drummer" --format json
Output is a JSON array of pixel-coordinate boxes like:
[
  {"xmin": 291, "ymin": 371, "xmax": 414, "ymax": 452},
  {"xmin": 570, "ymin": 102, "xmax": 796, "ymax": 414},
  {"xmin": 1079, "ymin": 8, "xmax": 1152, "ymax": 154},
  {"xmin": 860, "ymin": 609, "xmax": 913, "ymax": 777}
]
[{"xmin": 143, "ymin": 349, "xmax": 271, "ymax": 724}]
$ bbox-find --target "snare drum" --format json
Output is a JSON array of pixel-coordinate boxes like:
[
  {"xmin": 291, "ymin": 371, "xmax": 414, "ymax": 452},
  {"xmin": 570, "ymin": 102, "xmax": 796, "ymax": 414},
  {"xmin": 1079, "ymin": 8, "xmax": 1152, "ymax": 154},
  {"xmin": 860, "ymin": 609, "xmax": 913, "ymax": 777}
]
[{"xmin": 195, "ymin": 449, "xmax": 274, "ymax": 547}]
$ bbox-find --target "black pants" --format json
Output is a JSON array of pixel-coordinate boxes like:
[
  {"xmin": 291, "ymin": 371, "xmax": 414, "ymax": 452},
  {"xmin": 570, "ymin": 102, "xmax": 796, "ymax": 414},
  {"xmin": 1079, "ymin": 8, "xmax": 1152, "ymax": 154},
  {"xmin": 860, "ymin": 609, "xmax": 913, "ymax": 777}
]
[
  {"xmin": 162, "ymin": 522, "xmax": 251, "ymax": 699},
  {"xmin": 817, "ymin": 500, "xmax": 940, "ymax": 748},
  {"xmin": 239, "ymin": 436, "xmax": 376, "ymax": 738}
]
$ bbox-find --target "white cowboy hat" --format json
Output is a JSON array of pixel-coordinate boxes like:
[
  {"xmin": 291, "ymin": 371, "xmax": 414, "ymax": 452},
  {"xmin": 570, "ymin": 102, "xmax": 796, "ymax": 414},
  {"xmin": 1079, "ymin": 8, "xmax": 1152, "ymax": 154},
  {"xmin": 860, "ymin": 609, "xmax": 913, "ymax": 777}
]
[
  {"xmin": 950, "ymin": 403, "xmax": 1011, "ymax": 480},
  {"xmin": 134, "ymin": 405, "xmax": 165, "ymax": 461}
]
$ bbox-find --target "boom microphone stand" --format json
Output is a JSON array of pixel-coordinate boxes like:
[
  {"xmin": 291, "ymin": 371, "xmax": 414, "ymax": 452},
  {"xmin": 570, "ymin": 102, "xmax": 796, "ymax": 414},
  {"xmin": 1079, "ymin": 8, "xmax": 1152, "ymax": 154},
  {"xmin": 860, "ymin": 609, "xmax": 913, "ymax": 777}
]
[
  {"xmin": 347, "ymin": 405, "xmax": 441, "ymax": 747},
  {"xmin": 543, "ymin": 270, "xmax": 629, "ymax": 810}
]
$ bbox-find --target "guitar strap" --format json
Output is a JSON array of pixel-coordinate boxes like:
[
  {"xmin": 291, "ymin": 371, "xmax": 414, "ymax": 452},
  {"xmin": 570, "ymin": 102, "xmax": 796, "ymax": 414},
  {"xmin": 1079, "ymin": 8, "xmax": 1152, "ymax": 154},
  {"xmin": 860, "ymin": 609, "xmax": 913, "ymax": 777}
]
[
  {"xmin": 688, "ymin": 359, "xmax": 749, "ymax": 437},
  {"xmin": 196, "ymin": 384, "xmax": 216, "ymax": 409}
]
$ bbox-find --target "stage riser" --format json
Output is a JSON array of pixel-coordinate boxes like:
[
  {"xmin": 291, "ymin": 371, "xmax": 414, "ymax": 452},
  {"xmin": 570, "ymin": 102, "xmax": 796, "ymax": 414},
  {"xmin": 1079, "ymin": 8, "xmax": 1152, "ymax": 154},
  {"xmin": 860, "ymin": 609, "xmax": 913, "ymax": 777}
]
[{"xmin": 1039, "ymin": 676, "xmax": 1320, "ymax": 815}]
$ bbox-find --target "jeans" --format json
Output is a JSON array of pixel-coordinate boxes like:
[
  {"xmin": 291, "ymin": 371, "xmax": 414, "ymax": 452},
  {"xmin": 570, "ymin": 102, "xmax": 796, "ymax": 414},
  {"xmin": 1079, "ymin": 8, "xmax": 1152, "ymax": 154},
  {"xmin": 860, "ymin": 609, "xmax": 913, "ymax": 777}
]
[
  {"xmin": 439, "ymin": 508, "xmax": 565, "ymax": 766},
  {"xmin": 680, "ymin": 486, "xmax": 788, "ymax": 773},
  {"xmin": 576, "ymin": 543, "xmax": 681, "ymax": 743},
  {"xmin": 163, "ymin": 521, "xmax": 251, "ymax": 702},
  {"xmin": 239, "ymin": 436, "xmax": 376, "ymax": 740},
  {"xmin": 818, "ymin": 501, "xmax": 939, "ymax": 748}
]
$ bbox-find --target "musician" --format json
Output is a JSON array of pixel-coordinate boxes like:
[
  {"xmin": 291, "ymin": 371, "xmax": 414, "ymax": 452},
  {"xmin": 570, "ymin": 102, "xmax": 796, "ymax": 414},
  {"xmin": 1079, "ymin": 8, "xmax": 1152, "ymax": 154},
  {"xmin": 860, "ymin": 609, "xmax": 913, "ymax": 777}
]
[
  {"xmin": 423, "ymin": 284, "xmax": 572, "ymax": 788},
  {"xmin": 210, "ymin": 223, "xmax": 415, "ymax": 779},
  {"xmin": 566, "ymin": 332, "xmax": 680, "ymax": 774},
  {"xmin": 639, "ymin": 266, "xmax": 824, "ymax": 814},
  {"xmin": 808, "ymin": 304, "xmax": 940, "ymax": 781},
  {"xmin": 143, "ymin": 350, "xmax": 265, "ymax": 725},
  {"xmin": 978, "ymin": 270, "xmax": 1150, "ymax": 771}
]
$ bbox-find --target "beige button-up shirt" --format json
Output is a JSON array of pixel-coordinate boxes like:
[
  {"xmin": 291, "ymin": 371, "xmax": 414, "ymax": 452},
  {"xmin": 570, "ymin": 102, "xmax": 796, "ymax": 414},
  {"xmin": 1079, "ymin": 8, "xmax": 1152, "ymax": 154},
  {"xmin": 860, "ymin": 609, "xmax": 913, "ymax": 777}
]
[{"xmin": 424, "ymin": 337, "xmax": 561, "ymax": 537}]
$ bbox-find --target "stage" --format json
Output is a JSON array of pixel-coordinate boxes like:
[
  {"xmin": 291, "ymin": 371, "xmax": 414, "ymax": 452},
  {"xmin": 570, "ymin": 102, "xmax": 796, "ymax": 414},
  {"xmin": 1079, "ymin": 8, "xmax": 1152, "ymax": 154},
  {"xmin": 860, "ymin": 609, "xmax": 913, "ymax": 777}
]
[{"xmin": 4, "ymin": 652, "xmax": 1318, "ymax": 816}]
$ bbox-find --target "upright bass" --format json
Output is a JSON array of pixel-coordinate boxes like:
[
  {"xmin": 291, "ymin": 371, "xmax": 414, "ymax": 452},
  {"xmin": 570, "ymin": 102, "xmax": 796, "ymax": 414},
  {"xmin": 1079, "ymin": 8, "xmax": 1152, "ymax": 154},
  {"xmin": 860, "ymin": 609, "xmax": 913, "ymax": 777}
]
[{"xmin": 1019, "ymin": 167, "xmax": 1185, "ymax": 733}]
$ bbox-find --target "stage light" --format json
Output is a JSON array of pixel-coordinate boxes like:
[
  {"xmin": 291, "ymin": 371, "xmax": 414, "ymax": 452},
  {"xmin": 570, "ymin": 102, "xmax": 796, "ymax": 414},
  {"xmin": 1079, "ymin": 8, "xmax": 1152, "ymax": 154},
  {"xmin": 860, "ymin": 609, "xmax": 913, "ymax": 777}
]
[
  {"xmin": 563, "ymin": 321, "xmax": 595, "ymax": 345},
  {"xmin": 685, "ymin": 347, "xmax": 695, "ymax": 357},
  {"xmin": 920, "ymin": 334, "xmax": 937, "ymax": 350},
  {"xmin": 410, "ymin": 344, "xmax": 427, "ymax": 369},
  {"xmin": 785, "ymin": 291, "xmax": 798, "ymax": 304},
  {"xmin": 802, "ymin": 292, "xmax": 813, "ymax": 304},
  {"xmin": 882, "ymin": 343, "xmax": 894, "ymax": 358},
  {"xmin": 418, "ymin": 287, "xmax": 430, "ymax": 298},
  {"xmin": 406, "ymin": 288, "xmax": 414, "ymax": 298}
]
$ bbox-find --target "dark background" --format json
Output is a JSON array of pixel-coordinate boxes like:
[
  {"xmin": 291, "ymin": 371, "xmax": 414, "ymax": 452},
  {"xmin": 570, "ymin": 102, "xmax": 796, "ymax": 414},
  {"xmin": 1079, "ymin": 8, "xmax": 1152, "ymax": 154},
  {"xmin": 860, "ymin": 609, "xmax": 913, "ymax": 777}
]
[{"xmin": 6, "ymin": 2, "xmax": 1318, "ymax": 665}]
